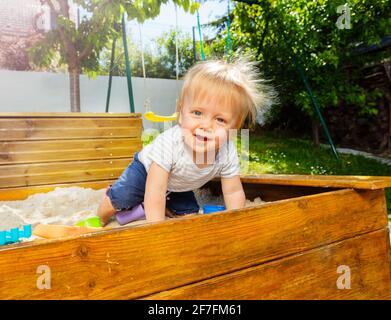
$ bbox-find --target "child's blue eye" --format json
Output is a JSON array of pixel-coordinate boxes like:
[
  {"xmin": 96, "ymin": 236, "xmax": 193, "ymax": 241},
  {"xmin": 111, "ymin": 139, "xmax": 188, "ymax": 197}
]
[{"xmin": 193, "ymin": 110, "xmax": 202, "ymax": 116}]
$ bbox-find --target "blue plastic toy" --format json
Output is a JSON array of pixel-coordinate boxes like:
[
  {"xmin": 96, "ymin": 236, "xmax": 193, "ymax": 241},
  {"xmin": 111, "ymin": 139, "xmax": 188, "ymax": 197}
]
[
  {"xmin": 203, "ymin": 205, "xmax": 226, "ymax": 214},
  {"xmin": 0, "ymin": 224, "xmax": 32, "ymax": 246}
]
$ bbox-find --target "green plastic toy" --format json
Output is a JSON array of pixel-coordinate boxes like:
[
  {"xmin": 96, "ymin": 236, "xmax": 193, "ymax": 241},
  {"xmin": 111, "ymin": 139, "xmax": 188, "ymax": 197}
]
[{"xmin": 75, "ymin": 216, "xmax": 103, "ymax": 228}]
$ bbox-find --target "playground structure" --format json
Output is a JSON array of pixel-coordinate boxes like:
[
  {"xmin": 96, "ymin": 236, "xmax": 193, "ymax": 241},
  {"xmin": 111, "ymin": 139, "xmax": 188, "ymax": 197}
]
[
  {"xmin": 0, "ymin": 112, "xmax": 390, "ymax": 299},
  {"xmin": 107, "ymin": 0, "xmax": 341, "ymax": 161}
]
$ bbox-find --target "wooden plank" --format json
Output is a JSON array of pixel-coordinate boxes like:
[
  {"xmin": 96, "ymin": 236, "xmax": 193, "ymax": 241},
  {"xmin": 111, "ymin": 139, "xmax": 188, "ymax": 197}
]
[
  {"xmin": 1, "ymin": 138, "xmax": 139, "ymax": 151},
  {"xmin": 241, "ymin": 174, "xmax": 391, "ymax": 190},
  {"xmin": 0, "ymin": 180, "xmax": 115, "ymax": 201},
  {"xmin": 0, "ymin": 112, "xmax": 141, "ymax": 118},
  {"xmin": 241, "ymin": 183, "xmax": 339, "ymax": 202},
  {"xmin": 0, "ymin": 138, "xmax": 141, "ymax": 164},
  {"xmin": 0, "ymin": 115, "xmax": 142, "ymax": 140},
  {"xmin": 0, "ymin": 126, "xmax": 142, "ymax": 141},
  {"xmin": 145, "ymin": 229, "xmax": 391, "ymax": 300},
  {"xmin": 204, "ymin": 180, "xmax": 339, "ymax": 202},
  {"xmin": 0, "ymin": 158, "xmax": 132, "ymax": 176},
  {"xmin": 0, "ymin": 188, "xmax": 387, "ymax": 299},
  {"xmin": 0, "ymin": 179, "xmax": 336, "ymax": 202},
  {"xmin": 0, "ymin": 118, "xmax": 141, "ymax": 129},
  {"xmin": 0, "ymin": 158, "xmax": 131, "ymax": 188}
]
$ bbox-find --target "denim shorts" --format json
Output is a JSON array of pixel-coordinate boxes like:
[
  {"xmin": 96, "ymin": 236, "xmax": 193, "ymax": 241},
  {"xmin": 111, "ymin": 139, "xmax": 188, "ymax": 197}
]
[{"xmin": 107, "ymin": 153, "xmax": 200, "ymax": 215}]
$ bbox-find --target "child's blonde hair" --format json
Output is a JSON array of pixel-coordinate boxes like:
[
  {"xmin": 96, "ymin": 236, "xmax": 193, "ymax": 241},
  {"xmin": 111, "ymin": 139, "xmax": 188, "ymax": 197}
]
[{"xmin": 176, "ymin": 57, "xmax": 274, "ymax": 128}]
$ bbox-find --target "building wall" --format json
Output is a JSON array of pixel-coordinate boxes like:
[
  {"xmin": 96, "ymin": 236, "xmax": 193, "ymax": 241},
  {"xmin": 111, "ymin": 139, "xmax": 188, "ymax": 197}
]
[
  {"xmin": 0, "ymin": 70, "xmax": 183, "ymax": 129},
  {"xmin": 0, "ymin": 0, "xmax": 78, "ymax": 70},
  {"xmin": 0, "ymin": 0, "xmax": 60, "ymax": 38}
]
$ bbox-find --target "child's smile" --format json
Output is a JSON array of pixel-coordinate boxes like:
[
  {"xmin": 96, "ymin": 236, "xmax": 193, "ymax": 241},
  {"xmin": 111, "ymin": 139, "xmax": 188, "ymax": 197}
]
[
  {"xmin": 185, "ymin": 127, "xmax": 218, "ymax": 154},
  {"xmin": 179, "ymin": 97, "xmax": 239, "ymax": 164},
  {"xmin": 194, "ymin": 133, "xmax": 209, "ymax": 142}
]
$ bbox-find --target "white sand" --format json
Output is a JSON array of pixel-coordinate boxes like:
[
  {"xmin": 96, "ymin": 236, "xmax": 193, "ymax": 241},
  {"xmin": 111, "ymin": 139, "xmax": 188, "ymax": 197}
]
[
  {"xmin": 0, "ymin": 205, "xmax": 27, "ymax": 231},
  {"xmin": 0, "ymin": 187, "xmax": 265, "ymax": 238},
  {"xmin": 0, "ymin": 187, "xmax": 106, "ymax": 229}
]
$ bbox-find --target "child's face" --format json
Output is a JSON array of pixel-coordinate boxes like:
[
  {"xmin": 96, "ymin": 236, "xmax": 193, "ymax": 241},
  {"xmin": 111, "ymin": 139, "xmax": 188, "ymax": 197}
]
[{"xmin": 180, "ymin": 95, "xmax": 239, "ymax": 155}]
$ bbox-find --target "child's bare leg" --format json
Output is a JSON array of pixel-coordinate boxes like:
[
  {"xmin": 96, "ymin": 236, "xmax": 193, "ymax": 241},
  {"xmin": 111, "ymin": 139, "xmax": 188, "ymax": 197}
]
[{"xmin": 97, "ymin": 194, "xmax": 116, "ymax": 225}]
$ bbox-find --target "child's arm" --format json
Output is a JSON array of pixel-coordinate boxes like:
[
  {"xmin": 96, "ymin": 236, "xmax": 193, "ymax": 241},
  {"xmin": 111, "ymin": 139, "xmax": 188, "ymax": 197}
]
[
  {"xmin": 221, "ymin": 176, "xmax": 246, "ymax": 210},
  {"xmin": 144, "ymin": 161, "xmax": 169, "ymax": 222}
]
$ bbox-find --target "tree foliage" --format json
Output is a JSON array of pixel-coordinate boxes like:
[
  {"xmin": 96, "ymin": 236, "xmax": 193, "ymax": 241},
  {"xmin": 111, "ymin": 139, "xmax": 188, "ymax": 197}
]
[
  {"xmin": 155, "ymin": 29, "xmax": 195, "ymax": 78},
  {"xmin": 208, "ymin": 0, "xmax": 390, "ymax": 126},
  {"xmin": 100, "ymin": 29, "xmax": 194, "ymax": 79},
  {"xmin": 28, "ymin": 0, "xmax": 199, "ymax": 111},
  {"xmin": 30, "ymin": 0, "xmax": 198, "ymax": 72}
]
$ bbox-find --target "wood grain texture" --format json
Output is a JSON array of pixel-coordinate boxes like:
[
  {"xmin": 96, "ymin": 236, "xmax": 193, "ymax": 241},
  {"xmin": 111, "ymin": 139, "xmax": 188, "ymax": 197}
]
[
  {"xmin": 0, "ymin": 138, "xmax": 141, "ymax": 164},
  {"xmin": 0, "ymin": 126, "xmax": 142, "ymax": 141},
  {"xmin": 0, "ymin": 118, "xmax": 141, "ymax": 129},
  {"xmin": 145, "ymin": 229, "xmax": 391, "ymax": 300},
  {"xmin": 0, "ymin": 112, "xmax": 141, "ymax": 118},
  {"xmin": 0, "ymin": 180, "xmax": 114, "ymax": 201},
  {"xmin": 0, "ymin": 113, "xmax": 142, "ymax": 189},
  {"xmin": 0, "ymin": 188, "xmax": 388, "ymax": 299},
  {"xmin": 0, "ymin": 117, "xmax": 142, "ymax": 141},
  {"xmin": 204, "ymin": 180, "xmax": 339, "ymax": 202},
  {"xmin": 240, "ymin": 174, "xmax": 391, "ymax": 190},
  {"xmin": 0, "ymin": 158, "xmax": 132, "ymax": 188}
]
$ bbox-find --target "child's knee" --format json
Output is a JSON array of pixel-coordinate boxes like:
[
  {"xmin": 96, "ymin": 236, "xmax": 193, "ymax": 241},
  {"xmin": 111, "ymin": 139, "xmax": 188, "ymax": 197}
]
[{"xmin": 107, "ymin": 185, "xmax": 144, "ymax": 211}]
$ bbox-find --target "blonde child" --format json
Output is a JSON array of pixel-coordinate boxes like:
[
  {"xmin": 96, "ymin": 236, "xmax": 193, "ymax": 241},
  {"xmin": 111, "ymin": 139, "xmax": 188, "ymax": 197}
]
[{"xmin": 97, "ymin": 57, "xmax": 271, "ymax": 225}]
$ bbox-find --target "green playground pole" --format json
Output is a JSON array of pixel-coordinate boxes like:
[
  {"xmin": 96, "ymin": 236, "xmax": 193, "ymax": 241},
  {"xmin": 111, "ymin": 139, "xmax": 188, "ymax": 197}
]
[
  {"xmin": 105, "ymin": 38, "xmax": 116, "ymax": 113},
  {"xmin": 192, "ymin": 26, "xmax": 197, "ymax": 62},
  {"xmin": 196, "ymin": 10, "xmax": 205, "ymax": 61},
  {"xmin": 225, "ymin": 0, "xmax": 233, "ymax": 62},
  {"xmin": 293, "ymin": 56, "xmax": 340, "ymax": 161},
  {"xmin": 121, "ymin": 14, "xmax": 135, "ymax": 113}
]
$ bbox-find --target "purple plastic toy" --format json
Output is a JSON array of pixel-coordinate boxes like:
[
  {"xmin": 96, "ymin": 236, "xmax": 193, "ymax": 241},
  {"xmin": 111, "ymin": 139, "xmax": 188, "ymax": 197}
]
[{"xmin": 115, "ymin": 204, "xmax": 145, "ymax": 225}]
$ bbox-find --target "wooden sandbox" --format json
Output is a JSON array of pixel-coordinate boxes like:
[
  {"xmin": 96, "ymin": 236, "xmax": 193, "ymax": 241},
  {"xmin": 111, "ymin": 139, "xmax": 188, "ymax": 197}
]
[{"xmin": 0, "ymin": 112, "xmax": 390, "ymax": 299}]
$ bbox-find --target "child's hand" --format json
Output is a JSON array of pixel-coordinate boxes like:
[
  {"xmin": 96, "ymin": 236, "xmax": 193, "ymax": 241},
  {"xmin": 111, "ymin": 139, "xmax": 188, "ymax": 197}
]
[{"xmin": 221, "ymin": 176, "xmax": 246, "ymax": 210}]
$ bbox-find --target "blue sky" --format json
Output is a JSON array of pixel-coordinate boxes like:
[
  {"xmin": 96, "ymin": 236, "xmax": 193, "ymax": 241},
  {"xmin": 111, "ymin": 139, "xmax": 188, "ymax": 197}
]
[{"xmin": 126, "ymin": 1, "xmax": 231, "ymax": 45}]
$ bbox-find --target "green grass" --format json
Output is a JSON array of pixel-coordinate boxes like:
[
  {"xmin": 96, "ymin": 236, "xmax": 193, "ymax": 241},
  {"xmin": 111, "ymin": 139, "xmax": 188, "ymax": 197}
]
[{"xmin": 243, "ymin": 132, "xmax": 391, "ymax": 216}]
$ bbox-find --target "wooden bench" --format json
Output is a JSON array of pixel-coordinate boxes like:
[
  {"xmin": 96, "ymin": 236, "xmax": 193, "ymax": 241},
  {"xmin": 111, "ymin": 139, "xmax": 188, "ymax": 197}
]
[
  {"xmin": 0, "ymin": 112, "xmax": 390, "ymax": 299},
  {"xmin": 0, "ymin": 112, "xmax": 142, "ymax": 199}
]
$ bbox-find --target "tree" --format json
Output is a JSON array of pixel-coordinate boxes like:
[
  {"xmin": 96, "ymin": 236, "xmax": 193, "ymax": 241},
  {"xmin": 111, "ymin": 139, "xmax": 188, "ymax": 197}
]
[
  {"xmin": 100, "ymin": 29, "xmax": 194, "ymax": 79},
  {"xmin": 29, "ymin": 0, "xmax": 198, "ymax": 112},
  {"xmin": 155, "ymin": 29, "xmax": 195, "ymax": 78},
  {"xmin": 208, "ymin": 0, "xmax": 390, "ymax": 140}
]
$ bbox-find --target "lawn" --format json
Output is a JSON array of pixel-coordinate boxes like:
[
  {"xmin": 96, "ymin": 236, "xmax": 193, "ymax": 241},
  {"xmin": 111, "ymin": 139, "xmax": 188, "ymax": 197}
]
[{"xmin": 244, "ymin": 131, "xmax": 391, "ymax": 216}]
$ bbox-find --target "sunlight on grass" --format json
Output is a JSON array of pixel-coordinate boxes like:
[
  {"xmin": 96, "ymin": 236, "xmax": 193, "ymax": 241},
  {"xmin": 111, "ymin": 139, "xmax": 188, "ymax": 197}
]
[{"xmin": 240, "ymin": 132, "xmax": 391, "ymax": 214}]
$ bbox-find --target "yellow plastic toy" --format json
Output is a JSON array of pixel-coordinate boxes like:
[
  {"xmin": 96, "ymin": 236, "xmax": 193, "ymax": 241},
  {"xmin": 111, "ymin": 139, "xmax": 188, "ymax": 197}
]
[{"xmin": 143, "ymin": 111, "xmax": 178, "ymax": 122}]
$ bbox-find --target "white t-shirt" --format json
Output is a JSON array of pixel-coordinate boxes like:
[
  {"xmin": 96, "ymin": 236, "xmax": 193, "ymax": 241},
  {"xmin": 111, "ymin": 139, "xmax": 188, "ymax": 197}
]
[{"xmin": 138, "ymin": 125, "xmax": 240, "ymax": 192}]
